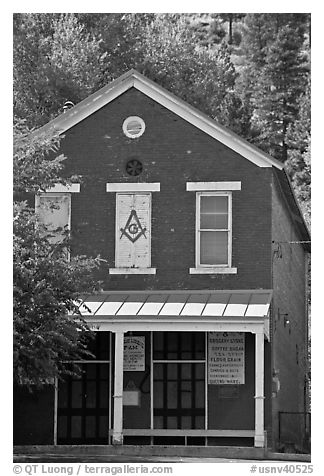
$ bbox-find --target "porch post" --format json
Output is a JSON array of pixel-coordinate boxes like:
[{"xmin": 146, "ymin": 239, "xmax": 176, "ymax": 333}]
[
  {"xmin": 254, "ymin": 330, "xmax": 265, "ymax": 447},
  {"xmin": 112, "ymin": 330, "xmax": 124, "ymax": 445}
]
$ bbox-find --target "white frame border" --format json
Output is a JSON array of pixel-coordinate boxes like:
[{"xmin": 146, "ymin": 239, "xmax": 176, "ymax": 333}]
[
  {"xmin": 106, "ymin": 183, "xmax": 160, "ymax": 193},
  {"xmin": 122, "ymin": 116, "xmax": 146, "ymax": 139},
  {"xmin": 42, "ymin": 183, "xmax": 80, "ymax": 193},
  {"xmin": 113, "ymin": 192, "xmax": 153, "ymax": 272},
  {"xmin": 186, "ymin": 181, "xmax": 241, "ymax": 191},
  {"xmin": 194, "ymin": 191, "xmax": 235, "ymax": 273}
]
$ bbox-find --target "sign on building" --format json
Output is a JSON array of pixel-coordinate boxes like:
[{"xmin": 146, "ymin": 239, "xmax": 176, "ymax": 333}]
[
  {"xmin": 124, "ymin": 336, "xmax": 145, "ymax": 371},
  {"xmin": 208, "ymin": 332, "xmax": 245, "ymax": 384}
]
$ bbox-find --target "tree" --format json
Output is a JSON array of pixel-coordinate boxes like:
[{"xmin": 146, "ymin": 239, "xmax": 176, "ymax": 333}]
[
  {"xmin": 13, "ymin": 121, "xmax": 101, "ymax": 387},
  {"xmin": 95, "ymin": 14, "xmax": 248, "ymax": 135},
  {"xmin": 13, "ymin": 13, "xmax": 106, "ymax": 127},
  {"xmin": 217, "ymin": 13, "xmax": 246, "ymax": 45},
  {"xmin": 241, "ymin": 14, "xmax": 310, "ymax": 162},
  {"xmin": 285, "ymin": 79, "xmax": 311, "ymax": 225}
]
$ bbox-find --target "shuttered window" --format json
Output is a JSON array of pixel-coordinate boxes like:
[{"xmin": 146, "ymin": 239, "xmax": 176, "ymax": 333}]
[
  {"xmin": 115, "ymin": 193, "xmax": 151, "ymax": 269},
  {"xmin": 36, "ymin": 193, "xmax": 70, "ymax": 244}
]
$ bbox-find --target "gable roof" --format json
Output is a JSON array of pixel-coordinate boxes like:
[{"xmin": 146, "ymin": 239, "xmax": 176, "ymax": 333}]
[{"xmin": 37, "ymin": 69, "xmax": 283, "ymax": 170}]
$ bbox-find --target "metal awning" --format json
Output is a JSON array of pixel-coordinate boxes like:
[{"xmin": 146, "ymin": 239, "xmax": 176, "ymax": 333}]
[{"xmin": 77, "ymin": 290, "xmax": 272, "ymax": 320}]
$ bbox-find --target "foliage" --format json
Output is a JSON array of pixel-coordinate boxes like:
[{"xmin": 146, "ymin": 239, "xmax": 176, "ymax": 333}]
[
  {"xmin": 286, "ymin": 79, "xmax": 311, "ymax": 225},
  {"xmin": 13, "ymin": 202, "xmax": 99, "ymax": 387},
  {"xmin": 241, "ymin": 15, "xmax": 310, "ymax": 151},
  {"xmin": 13, "ymin": 13, "xmax": 106, "ymax": 127},
  {"xmin": 13, "ymin": 119, "xmax": 66, "ymax": 194},
  {"xmin": 13, "ymin": 121, "xmax": 100, "ymax": 387},
  {"xmin": 95, "ymin": 14, "xmax": 248, "ymax": 136}
]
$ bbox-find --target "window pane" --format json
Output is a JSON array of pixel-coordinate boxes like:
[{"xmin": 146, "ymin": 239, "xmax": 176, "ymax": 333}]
[
  {"xmin": 195, "ymin": 380, "xmax": 205, "ymax": 408},
  {"xmin": 57, "ymin": 416, "xmax": 67, "ymax": 439},
  {"xmin": 200, "ymin": 213, "xmax": 228, "ymax": 229},
  {"xmin": 167, "ymin": 382, "xmax": 178, "ymax": 408},
  {"xmin": 167, "ymin": 364, "xmax": 178, "ymax": 380},
  {"xmin": 99, "ymin": 416, "xmax": 109, "ymax": 439},
  {"xmin": 154, "ymin": 416, "xmax": 164, "ymax": 429},
  {"xmin": 182, "ymin": 416, "xmax": 192, "ymax": 429},
  {"xmin": 167, "ymin": 416, "xmax": 178, "ymax": 429},
  {"xmin": 181, "ymin": 391, "xmax": 192, "ymax": 408},
  {"xmin": 71, "ymin": 381, "xmax": 82, "ymax": 408},
  {"xmin": 181, "ymin": 364, "xmax": 192, "ymax": 380},
  {"xmin": 153, "ymin": 332, "xmax": 164, "ymax": 351},
  {"xmin": 195, "ymin": 416, "xmax": 205, "ymax": 429},
  {"xmin": 200, "ymin": 231, "xmax": 228, "ymax": 265},
  {"xmin": 200, "ymin": 195, "xmax": 228, "ymax": 214},
  {"xmin": 85, "ymin": 416, "xmax": 96, "ymax": 438},
  {"xmin": 71, "ymin": 416, "xmax": 82, "ymax": 438},
  {"xmin": 38, "ymin": 195, "xmax": 69, "ymax": 244},
  {"xmin": 85, "ymin": 382, "xmax": 96, "ymax": 408},
  {"xmin": 58, "ymin": 382, "xmax": 68, "ymax": 408},
  {"xmin": 153, "ymin": 381, "xmax": 164, "ymax": 408}
]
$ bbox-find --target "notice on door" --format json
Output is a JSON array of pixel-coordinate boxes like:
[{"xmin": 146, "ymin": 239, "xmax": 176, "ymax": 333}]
[
  {"xmin": 208, "ymin": 332, "xmax": 245, "ymax": 384},
  {"xmin": 124, "ymin": 336, "xmax": 145, "ymax": 371}
]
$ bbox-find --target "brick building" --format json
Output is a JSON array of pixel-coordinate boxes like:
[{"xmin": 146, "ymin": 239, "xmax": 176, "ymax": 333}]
[{"xmin": 14, "ymin": 70, "xmax": 310, "ymax": 451}]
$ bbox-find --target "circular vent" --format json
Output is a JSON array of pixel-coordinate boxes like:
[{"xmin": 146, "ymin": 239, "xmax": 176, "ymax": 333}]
[
  {"xmin": 122, "ymin": 116, "xmax": 145, "ymax": 138},
  {"xmin": 126, "ymin": 159, "xmax": 143, "ymax": 176}
]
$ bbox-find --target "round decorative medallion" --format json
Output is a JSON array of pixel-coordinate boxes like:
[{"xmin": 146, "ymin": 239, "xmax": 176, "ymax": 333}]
[
  {"xmin": 122, "ymin": 116, "xmax": 146, "ymax": 138},
  {"xmin": 126, "ymin": 159, "xmax": 143, "ymax": 176}
]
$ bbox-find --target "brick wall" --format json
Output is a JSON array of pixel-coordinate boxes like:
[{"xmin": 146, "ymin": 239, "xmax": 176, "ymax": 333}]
[
  {"xmin": 271, "ymin": 174, "xmax": 308, "ymax": 448},
  {"xmin": 60, "ymin": 88, "xmax": 273, "ymax": 291}
]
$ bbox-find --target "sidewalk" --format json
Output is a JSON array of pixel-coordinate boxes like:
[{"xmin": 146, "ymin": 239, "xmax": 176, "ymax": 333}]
[{"xmin": 13, "ymin": 445, "xmax": 311, "ymax": 464}]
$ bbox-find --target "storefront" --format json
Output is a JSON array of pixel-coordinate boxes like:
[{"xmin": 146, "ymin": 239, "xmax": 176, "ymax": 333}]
[{"xmin": 56, "ymin": 290, "xmax": 271, "ymax": 448}]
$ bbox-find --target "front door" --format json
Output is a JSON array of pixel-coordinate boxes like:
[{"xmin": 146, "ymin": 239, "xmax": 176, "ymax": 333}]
[{"xmin": 153, "ymin": 332, "xmax": 206, "ymax": 432}]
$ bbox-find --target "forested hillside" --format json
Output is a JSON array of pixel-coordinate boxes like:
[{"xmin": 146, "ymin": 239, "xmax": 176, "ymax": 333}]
[{"xmin": 13, "ymin": 13, "xmax": 311, "ymax": 224}]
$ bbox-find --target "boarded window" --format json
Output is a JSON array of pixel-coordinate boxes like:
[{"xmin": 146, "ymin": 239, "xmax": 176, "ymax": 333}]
[
  {"xmin": 36, "ymin": 194, "xmax": 70, "ymax": 244},
  {"xmin": 116, "ymin": 193, "xmax": 151, "ymax": 268}
]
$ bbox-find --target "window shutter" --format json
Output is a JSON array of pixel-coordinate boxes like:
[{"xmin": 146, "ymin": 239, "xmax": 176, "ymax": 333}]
[
  {"xmin": 116, "ymin": 194, "xmax": 134, "ymax": 268},
  {"xmin": 37, "ymin": 194, "xmax": 70, "ymax": 244},
  {"xmin": 116, "ymin": 193, "xmax": 151, "ymax": 268},
  {"xmin": 133, "ymin": 194, "xmax": 151, "ymax": 268}
]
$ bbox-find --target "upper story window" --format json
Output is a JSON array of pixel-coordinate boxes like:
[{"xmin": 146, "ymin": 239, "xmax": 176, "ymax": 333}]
[
  {"xmin": 106, "ymin": 183, "xmax": 160, "ymax": 274},
  {"xmin": 198, "ymin": 192, "xmax": 232, "ymax": 267},
  {"xmin": 122, "ymin": 116, "xmax": 146, "ymax": 139},
  {"xmin": 186, "ymin": 182, "xmax": 240, "ymax": 274},
  {"xmin": 35, "ymin": 193, "xmax": 71, "ymax": 244},
  {"xmin": 35, "ymin": 184, "xmax": 80, "ymax": 248}
]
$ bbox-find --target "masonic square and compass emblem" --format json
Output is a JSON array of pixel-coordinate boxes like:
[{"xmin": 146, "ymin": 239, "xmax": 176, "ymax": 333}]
[{"xmin": 120, "ymin": 209, "xmax": 147, "ymax": 243}]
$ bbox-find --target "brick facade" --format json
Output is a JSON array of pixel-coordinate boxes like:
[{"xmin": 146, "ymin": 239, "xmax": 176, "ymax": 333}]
[{"xmin": 61, "ymin": 88, "xmax": 273, "ymax": 290}]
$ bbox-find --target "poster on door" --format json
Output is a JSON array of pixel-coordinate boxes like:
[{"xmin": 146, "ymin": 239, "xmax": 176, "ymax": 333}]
[
  {"xmin": 208, "ymin": 332, "xmax": 245, "ymax": 384},
  {"xmin": 124, "ymin": 336, "xmax": 145, "ymax": 371}
]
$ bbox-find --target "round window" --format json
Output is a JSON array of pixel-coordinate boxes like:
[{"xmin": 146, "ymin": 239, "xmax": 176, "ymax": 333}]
[
  {"xmin": 126, "ymin": 159, "xmax": 143, "ymax": 176},
  {"xmin": 122, "ymin": 116, "xmax": 146, "ymax": 139}
]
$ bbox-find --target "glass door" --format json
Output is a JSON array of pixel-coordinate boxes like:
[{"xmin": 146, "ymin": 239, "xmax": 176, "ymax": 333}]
[{"xmin": 153, "ymin": 332, "xmax": 206, "ymax": 431}]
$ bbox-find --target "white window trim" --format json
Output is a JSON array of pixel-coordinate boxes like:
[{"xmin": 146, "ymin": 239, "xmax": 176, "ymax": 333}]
[
  {"xmin": 189, "ymin": 267, "xmax": 237, "ymax": 274},
  {"xmin": 40, "ymin": 183, "xmax": 80, "ymax": 193},
  {"xmin": 110, "ymin": 192, "xmax": 153, "ymax": 274},
  {"xmin": 192, "ymin": 191, "xmax": 237, "ymax": 274},
  {"xmin": 122, "ymin": 116, "xmax": 146, "ymax": 139},
  {"xmin": 106, "ymin": 183, "xmax": 160, "ymax": 192},
  {"xmin": 109, "ymin": 268, "xmax": 156, "ymax": 275},
  {"xmin": 186, "ymin": 181, "xmax": 241, "ymax": 191}
]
